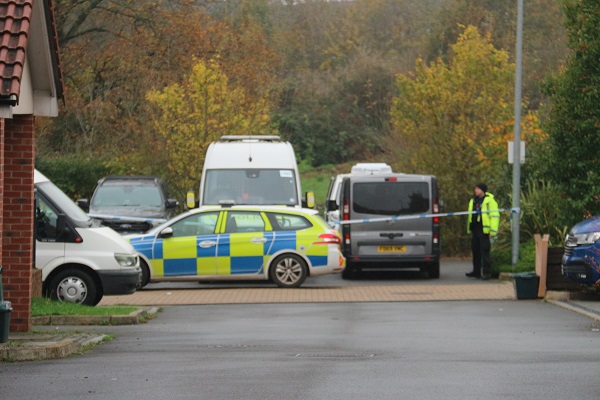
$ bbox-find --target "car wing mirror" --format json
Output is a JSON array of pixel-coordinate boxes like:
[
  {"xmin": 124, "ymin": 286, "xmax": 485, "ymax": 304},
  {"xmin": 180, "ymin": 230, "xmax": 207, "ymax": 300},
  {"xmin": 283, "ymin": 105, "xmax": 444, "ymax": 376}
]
[
  {"xmin": 186, "ymin": 191, "xmax": 197, "ymax": 209},
  {"xmin": 56, "ymin": 213, "xmax": 67, "ymax": 238},
  {"xmin": 159, "ymin": 227, "xmax": 174, "ymax": 239},
  {"xmin": 303, "ymin": 191, "xmax": 315, "ymax": 209},
  {"xmin": 326, "ymin": 199, "xmax": 338, "ymax": 211},
  {"xmin": 167, "ymin": 199, "xmax": 179, "ymax": 209},
  {"xmin": 76, "ymin": 198, "xmax": 89, "ymax": 211}
]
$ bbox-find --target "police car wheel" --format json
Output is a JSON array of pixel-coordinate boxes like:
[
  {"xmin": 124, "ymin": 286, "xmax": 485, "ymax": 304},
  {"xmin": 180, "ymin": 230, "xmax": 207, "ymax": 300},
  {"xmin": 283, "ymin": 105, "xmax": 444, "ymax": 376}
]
[
  {"xmin": 270, "ymin": 254, "xmax": 307, "ymax": 288},
  {"xmin": 48, "ymin": 268, "xmax": 99, "ymax": 306}
]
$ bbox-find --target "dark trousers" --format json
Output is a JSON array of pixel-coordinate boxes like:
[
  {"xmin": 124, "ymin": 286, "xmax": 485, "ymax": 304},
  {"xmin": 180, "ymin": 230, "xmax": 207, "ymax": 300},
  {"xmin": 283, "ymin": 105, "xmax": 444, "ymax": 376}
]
[{"xmin": 471, "ymin": 226, "xmax": 491, "ymax": 277}]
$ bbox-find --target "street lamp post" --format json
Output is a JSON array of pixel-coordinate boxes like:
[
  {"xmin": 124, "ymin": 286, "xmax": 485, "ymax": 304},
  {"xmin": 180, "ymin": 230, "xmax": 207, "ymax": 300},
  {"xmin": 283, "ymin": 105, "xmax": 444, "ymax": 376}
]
[{"xmin": 512, "ymin": 0, "xmax": 524, "ymax": 268}]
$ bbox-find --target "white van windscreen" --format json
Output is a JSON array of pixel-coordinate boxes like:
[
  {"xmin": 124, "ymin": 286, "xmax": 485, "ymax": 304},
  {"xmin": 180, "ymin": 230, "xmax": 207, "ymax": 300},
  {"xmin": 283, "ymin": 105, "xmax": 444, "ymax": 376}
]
[
  {"xmin": 203, "ymin": 169, "xmax": 298, "ymax": 206},
  {"xmin": 36, "ymin": 181, "xmax": 91, "ymax": 224},
  {"xmin": 353, "ymin": 182, "xmax": 430, "ymax": 216}
]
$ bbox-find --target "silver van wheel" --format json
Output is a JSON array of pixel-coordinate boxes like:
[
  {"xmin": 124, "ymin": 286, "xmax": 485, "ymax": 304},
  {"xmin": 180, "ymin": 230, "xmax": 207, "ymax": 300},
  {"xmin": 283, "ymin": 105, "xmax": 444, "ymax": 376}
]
[
  {"xmin": 427, "ymin": 261, "xmax": 440, "ymax": 279},
  {"xmin": 270, "ymin": 254, "xmax": 307, "ymax": 288},
  {"xmin": 48, "ymin": 269, "xmax": 99, "ymax": 306},
  {"xmin": 341, "ymin": 261, "xmax": 360, "ymax": 279}
]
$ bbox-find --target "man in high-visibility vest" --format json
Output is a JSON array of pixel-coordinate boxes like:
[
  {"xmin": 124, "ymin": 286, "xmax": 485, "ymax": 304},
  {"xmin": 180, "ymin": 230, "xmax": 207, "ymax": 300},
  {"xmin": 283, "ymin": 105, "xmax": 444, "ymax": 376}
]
[{"xmin": 466, "ymin": 183, "xmax": 500, "ymax": 280}]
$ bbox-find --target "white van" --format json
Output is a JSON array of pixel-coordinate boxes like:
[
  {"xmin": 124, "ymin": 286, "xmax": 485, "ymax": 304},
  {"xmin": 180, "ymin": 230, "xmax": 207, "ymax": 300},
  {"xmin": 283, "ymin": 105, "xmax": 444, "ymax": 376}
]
[
  {"xmin": 195, "ymin": 135, "xmax": 313, "ymax": 208},
  {"xmin": 324, "ymin": 163, "xmax": 392, "ymax": 228},
  {"xmin": 35, "ymin": 170, "xmax": 141, "ymax": 306}
]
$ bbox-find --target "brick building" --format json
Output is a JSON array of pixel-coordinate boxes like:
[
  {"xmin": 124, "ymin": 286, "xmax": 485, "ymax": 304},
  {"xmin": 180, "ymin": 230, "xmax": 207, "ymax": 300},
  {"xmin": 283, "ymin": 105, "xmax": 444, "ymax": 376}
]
[{"xmin": 0, "ymin": 0, "xmax": 63, "ymax": 332}]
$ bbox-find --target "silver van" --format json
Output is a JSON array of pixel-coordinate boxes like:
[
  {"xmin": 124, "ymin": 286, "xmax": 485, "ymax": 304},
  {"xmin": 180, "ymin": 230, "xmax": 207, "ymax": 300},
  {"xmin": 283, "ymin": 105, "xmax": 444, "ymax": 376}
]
[{"xmin": 339, "ymin": 173, "xmax": 441, "ymax": 279}]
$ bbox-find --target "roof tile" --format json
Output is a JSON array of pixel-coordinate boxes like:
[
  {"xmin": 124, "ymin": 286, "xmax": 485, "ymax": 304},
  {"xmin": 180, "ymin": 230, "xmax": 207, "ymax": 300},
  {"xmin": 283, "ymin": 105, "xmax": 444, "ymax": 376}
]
[{"xmin": 0, "ymin": 0, "xmax": 32, "ymax": 104}]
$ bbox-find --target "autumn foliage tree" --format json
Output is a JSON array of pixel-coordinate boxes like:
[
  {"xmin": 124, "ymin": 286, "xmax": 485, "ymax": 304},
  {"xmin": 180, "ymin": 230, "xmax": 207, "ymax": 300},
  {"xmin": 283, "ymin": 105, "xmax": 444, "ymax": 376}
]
[
  {"xmin": 37, "ymin": 1, "xmax": 278, "ymax": 174},
  {"xmin": 389, "ymin": 26, "xmax": 547, "ymax": 253},
  {"xmin": 146, "ymin": 59, "xmax": 275, "ymax": 199}
]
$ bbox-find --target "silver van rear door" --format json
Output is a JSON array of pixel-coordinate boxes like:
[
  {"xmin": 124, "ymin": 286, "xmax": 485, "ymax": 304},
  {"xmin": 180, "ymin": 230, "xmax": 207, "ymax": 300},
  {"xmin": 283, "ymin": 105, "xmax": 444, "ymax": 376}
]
[{"xmin": 350, "ymin": 178, "xmax": 432, "ymax": 257}]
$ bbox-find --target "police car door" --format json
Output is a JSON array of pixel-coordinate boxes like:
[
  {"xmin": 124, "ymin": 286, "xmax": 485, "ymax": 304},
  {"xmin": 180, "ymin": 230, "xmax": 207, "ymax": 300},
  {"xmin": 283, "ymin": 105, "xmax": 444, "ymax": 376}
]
[
  {"xmin": 152, "ymin": 211, "xmax": 219, "ymax": 277},
  {"xmin": 219, "ymin": 211, "xmax": 268, "ymax": 276}
]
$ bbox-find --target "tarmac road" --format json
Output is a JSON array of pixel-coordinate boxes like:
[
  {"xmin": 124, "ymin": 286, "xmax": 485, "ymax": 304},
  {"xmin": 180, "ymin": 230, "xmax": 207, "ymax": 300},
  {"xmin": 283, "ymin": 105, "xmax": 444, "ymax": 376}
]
[{"xmin": 2, "ymin": 300, "xmax": 599, "ymax": 399}]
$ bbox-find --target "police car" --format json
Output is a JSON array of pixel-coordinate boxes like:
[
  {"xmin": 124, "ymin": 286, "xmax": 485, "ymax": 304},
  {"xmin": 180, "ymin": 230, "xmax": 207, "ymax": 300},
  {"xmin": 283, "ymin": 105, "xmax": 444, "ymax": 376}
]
[{"xmin": 126, "ymin": 206, "xmax": 346, "ymax": 288}]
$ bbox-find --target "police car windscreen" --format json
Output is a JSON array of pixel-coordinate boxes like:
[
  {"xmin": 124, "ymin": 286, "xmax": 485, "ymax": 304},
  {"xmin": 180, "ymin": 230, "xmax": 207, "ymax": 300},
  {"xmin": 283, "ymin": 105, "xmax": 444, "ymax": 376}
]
[
  {"xmin": 204, "ymin": 169, "xmax": 298, "ymax": 206},
  {"xmin": 353, "ymin": 182, "xmax": 429, "ymax": 216}
]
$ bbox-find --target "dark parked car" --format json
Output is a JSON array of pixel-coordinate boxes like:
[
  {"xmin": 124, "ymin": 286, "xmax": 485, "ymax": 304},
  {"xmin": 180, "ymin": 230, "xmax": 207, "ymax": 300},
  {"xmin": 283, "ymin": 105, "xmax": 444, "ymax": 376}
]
[
  {"xmin": 562, "ymin": 215, "xmax": 600, "ymax": 288},
  {"xmin": 77, "ymin": 176, "xmax": 179, "ymax": 234}
]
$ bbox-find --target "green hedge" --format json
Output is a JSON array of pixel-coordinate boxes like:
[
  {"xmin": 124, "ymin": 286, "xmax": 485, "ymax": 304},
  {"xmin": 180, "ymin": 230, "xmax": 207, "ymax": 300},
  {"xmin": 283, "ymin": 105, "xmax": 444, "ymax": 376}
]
[
  {"xmin": 36, "ymin": 156, "xmax": 117, "ymax": 200},
  {"xmin": 491, "ymin": 240, "xmax": 537, "ymax": 276}
]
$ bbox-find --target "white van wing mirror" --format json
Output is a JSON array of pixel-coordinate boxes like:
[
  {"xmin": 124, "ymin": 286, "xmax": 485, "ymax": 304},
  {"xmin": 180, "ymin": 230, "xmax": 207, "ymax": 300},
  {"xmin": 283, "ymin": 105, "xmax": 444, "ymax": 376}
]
[
  {"xmin": 304, "ymin": 191, "xmax": 315, "ymax": 209},
  {"xmin": 186, "ymin": 191, "xmax": 197, "ymax": 209},
  {"xmin": 56, "ymin": 214, "xmax": 67, "ymax": 237}
]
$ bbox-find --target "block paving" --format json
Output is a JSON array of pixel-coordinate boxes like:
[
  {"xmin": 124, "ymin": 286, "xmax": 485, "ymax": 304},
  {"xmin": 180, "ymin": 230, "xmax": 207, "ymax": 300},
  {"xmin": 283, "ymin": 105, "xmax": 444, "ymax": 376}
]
[{"xmin": 98, "ymin": 280, "xmax": 516, "ymax": 306}]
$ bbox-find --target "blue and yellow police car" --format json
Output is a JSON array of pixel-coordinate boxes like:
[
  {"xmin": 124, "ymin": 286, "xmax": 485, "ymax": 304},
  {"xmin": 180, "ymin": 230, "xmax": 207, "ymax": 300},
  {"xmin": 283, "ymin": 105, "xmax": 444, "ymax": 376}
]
[{"xmin": 126, "ymin": 206, "xmax": 346, "ymax": 288}]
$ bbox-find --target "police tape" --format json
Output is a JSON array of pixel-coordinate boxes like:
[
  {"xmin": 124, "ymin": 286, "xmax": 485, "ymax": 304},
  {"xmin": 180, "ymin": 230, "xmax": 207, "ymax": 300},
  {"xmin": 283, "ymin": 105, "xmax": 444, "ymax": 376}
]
[
  {"xmin": 334, "ymin": 208, "xmax": 519, "ymax": 226},
  {"xmin": 88, "ymin": 213, "xmax": 167, "ymax": 224}
]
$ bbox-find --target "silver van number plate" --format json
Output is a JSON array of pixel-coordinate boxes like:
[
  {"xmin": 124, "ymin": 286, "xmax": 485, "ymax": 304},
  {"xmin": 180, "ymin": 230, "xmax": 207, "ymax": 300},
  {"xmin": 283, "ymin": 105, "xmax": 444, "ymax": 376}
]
[{"xmin": 378, "ymin": 245, "xmax": 406, "ymax": 253}]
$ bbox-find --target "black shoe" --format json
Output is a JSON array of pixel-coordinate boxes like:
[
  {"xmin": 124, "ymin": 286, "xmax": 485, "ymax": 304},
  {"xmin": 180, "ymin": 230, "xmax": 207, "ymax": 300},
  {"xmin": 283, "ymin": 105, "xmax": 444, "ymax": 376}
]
[
  {"xmin": 466, "ymin": 271, "xmax": 481, "ymax": 278},
  {"xmin": 480, "ymin": 275, "xmax": 492, "ymax": 280}
]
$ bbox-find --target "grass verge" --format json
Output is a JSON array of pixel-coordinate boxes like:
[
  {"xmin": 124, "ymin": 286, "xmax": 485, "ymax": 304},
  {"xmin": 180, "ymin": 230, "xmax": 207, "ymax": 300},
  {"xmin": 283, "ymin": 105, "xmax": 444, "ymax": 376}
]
[{"xmin": 31, "ymin": 297, "xmax": 137, "ymax": 317}]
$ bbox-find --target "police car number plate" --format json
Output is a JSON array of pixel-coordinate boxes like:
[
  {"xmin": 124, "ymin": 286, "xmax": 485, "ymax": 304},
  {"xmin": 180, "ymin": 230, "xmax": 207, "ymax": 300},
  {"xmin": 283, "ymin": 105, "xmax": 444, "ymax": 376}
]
[{"xmin": 377, "ymin": 245, "xmax": 406, "ymax": 253}]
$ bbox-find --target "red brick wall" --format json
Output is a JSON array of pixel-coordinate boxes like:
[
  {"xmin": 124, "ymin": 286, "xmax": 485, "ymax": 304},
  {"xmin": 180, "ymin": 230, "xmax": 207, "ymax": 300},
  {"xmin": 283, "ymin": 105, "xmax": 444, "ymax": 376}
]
[
  {"xmin": 0, "ymin": 118, "xmax": 4, "ymax": 295},
  {"xmin": 2, "ymin": 115, "xmax": 35, "ymax": 332}
]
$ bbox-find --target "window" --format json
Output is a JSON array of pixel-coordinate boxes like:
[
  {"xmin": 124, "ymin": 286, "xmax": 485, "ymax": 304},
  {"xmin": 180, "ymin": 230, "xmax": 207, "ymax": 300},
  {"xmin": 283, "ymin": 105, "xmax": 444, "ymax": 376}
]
[
  {"xmin": 36, "ymin": 195, "xmax": 60, "ymax": 241},
  {"xmin": 353, "ymin": 182, "xmax": 430, "ymax": 216},
  {"xmin": 203, "ymin": 169, "xmax": 298, "ymax": 206},
  {"xmin": 170, "ymin": 212, "xmax": 218, "ymax": 237},
  {"xmin": 267, "ymin": 213, "xmax": 312, "ymax": 231},
  {"xmin": 92, "ymin": 185, "xmax": 163, "ymax": 207},
  {"xmin": 36, "ymin": 181, "xmax": 90, "ymax": 225},
  {"xmin": 226, "ymin": 212, "xmax": 265, "ymax": 233}
]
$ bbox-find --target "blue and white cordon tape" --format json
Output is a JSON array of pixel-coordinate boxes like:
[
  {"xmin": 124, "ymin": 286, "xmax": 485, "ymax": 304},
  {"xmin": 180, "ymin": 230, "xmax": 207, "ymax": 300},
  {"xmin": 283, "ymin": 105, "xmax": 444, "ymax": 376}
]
[
  {"xmin": 335, "ymin": 208, "xmax": 519, "ymax": 226},
  {"xmin": 88, "ymin": 213, "xmax": 167, "ymax": 224}
]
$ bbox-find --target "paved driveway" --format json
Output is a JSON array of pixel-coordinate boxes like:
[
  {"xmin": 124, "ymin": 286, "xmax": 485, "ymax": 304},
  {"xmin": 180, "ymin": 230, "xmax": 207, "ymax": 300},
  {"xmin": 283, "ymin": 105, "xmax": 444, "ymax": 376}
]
[{"xmin": 99, "ymin": 259, "xmax": 516, "ymax": 306}]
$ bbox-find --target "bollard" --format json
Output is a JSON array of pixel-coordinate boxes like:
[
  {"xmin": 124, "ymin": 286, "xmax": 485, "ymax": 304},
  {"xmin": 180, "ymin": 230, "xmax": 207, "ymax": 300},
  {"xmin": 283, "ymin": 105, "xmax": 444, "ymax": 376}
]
[{"xmin": 0, "ymin": 266, "xmax": 12, "ymax": 343}]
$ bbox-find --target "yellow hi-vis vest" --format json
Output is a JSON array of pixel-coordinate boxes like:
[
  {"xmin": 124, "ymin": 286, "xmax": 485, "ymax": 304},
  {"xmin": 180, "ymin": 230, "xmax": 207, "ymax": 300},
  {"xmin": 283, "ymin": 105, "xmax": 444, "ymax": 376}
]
[{"xmin": 467, "ymin": 192, "xmax": 500, "ymax": 236}]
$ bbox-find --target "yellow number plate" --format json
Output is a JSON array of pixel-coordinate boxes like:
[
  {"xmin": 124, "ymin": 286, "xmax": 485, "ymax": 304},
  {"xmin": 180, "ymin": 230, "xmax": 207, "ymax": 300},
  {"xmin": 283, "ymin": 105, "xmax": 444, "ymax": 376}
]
[{"xmin": 378, "ymin": 245, "xmax": 406, "ymax": 253}]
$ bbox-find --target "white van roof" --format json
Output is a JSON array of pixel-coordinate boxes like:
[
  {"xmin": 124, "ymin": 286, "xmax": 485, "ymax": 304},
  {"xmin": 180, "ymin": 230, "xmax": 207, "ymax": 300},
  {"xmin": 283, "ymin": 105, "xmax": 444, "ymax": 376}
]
[
  {"xmin": 34, "ymin": 169, "xmax": 50, "ymax": 184},
  {"xmin": 350, "ymin": 163, "xmax": 392, "ymax": 174},
  {"xmin": 204, "ymin": 136, "xmax": 297, "ymax": 169}
]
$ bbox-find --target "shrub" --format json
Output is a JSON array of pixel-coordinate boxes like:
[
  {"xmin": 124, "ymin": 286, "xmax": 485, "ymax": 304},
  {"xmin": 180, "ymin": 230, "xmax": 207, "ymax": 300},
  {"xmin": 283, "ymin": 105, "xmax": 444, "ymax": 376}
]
[
  {"xmin": 518, "ymin": 178, "xmax": 570, "ymax": 247},
  {"xmin": 491, "ymin": 240, "xmax": 537, "ymax": 275},
  {"xmin": 36, "ymin": 156, "xmax": 118, "ymax": 200}
]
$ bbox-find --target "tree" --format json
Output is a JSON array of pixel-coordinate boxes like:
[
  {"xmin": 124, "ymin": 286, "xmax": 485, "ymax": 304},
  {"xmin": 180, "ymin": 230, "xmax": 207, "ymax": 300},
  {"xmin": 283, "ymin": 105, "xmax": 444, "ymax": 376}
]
[
  {"xmin": 542, "ymin": 0, "xmax": 600, "ymax": 220},
  {"xmin": 38, "ymin": 2, "xmax": 278, "ymax": 171},
  {"xmin": 273, "ymin": 0, "xmax": 442, "ymax": 165},
  {"xmin": 146, "ymin": 59, "xmax": 274, "ymax": 199},
  {"xmin": 427, "ymin": 0, "xmax": 568, "ymax": 109},
  {"xmin": 389, "ymin": 25, "xmax": 547, "ymax": 253}
]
